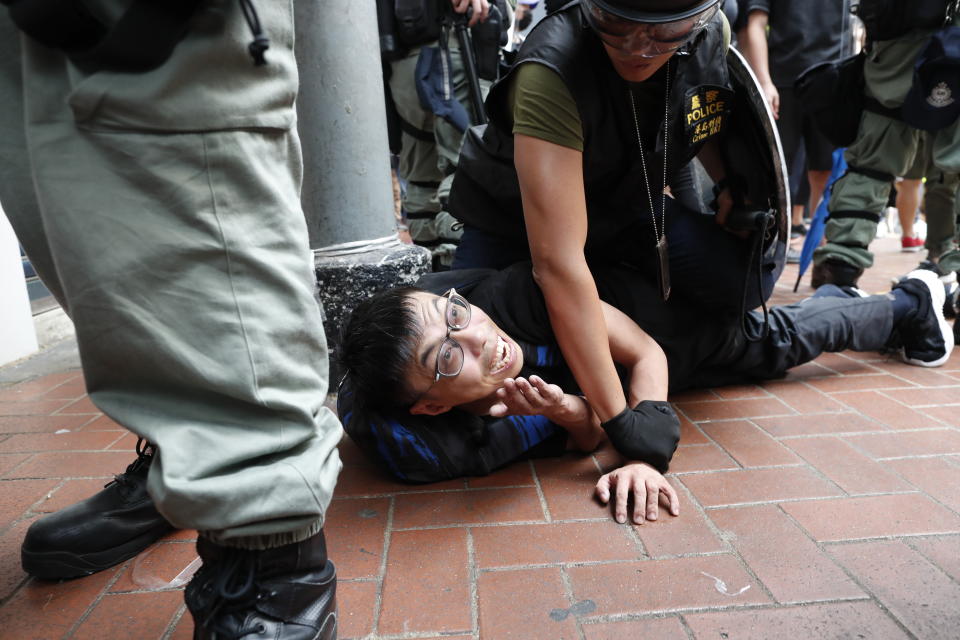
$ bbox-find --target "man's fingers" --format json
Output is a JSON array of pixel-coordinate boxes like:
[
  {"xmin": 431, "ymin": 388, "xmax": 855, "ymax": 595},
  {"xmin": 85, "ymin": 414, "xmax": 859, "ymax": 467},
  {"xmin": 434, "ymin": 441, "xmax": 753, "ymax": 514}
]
[
  {"xmin": 530, "ymin": 376, "xmax": 563, "ymax": 404},
  {"xmin": 595, "ymin": 474, "xmax": 611, "ymax": 503},
  {"xmin": 502, "ymin": 379, "xmax": 528, "ymax": 406},
  {"xmin": 632, "ymin": 479, "xmax": 649, "ymax": 524},
  {"xmin": 515, "ymin": 378, "xmax": 545, "ymax": 408},
  {"xmin": 489, "ymin": 402, "xmax": 507, "ymax": 417},
  {"xmin": 645, "ymin": 480, "xmax": 659, "ymax": 521},
  {"xmin": 614, "ymin": 474, "xmax": 629, "ymax": 524},
  {"xmin": 660, "ymin": 482, "xmax": 681, "ymax": 516},
  {"xmin": 505, "ymin": 387, "xmax": 535, "ymax": 413}
]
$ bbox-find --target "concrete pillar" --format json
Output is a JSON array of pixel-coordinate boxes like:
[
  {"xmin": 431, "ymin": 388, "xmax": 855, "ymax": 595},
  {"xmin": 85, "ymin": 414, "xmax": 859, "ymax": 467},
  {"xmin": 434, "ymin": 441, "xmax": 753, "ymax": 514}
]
[
  {"xmin": 0, "ymin": 206, "xmax": 39, "ymax": 365},
  {"xmin": 294, "ymin": 0, "xmax": 430, "ymax": 375}
]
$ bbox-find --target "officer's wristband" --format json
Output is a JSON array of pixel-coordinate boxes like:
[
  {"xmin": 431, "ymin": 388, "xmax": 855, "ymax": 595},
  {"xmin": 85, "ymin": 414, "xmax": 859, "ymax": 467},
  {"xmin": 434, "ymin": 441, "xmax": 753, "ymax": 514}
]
[{"xmin": 600, "ymin": 400, "xmax": 681, "ymax": 473}]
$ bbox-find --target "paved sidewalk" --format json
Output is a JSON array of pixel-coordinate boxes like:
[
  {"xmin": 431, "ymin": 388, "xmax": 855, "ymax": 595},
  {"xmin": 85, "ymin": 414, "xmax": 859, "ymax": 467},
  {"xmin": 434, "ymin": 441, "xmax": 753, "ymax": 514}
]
[{"xmin": 1, "ymin": 236, "xmax": 958, "ymax": 639}]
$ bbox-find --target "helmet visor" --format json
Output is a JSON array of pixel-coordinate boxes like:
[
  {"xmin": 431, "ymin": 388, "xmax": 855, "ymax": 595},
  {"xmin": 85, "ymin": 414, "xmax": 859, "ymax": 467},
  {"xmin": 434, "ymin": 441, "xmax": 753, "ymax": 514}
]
[{"xmin": 583, "ymin": 0, "xmax": 720, "ymax": 57}]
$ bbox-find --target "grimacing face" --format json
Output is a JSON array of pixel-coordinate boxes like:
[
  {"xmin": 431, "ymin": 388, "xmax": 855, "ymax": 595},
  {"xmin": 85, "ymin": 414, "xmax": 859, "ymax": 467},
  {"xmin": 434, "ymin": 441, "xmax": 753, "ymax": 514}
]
[{"xmin": 405, "ymin": 291, "xmax": 525, "ymax": 416}]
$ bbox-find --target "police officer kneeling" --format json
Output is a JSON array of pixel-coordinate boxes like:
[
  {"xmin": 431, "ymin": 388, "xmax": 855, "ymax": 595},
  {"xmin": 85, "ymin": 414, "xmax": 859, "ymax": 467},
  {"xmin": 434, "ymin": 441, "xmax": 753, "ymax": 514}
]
[{"xmin": 445, "ymin": 0, "xmax": 785, "ymax": 444}]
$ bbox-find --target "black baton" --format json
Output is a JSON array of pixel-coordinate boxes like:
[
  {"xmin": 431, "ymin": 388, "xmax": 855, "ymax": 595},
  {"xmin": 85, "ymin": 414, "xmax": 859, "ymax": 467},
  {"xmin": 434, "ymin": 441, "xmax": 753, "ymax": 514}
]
[{"xmin": 452, "ymin": 14, "xmax": 488, "ymax": 124}]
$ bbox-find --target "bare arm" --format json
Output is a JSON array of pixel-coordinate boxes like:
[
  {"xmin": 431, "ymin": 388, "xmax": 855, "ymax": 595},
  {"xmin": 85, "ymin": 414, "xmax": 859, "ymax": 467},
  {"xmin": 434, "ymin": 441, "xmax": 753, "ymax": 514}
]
[
  {"xmin": 595, "ymin": 301, "xmax": 679, "ymax": 524},
  {"xmin": 599, "ymin": 301, "xmax": 668, "ymax": 407},
  {"xmin": 737, "ymin": 9, "xmax": 779, "ymax": 118},
  {"xmin": 514, "ymin": 133, "xmax": 627, "ymax": 424},
  {"xmin": 489, "ymin": 301, "xmax": 669, "ymax": 451}
]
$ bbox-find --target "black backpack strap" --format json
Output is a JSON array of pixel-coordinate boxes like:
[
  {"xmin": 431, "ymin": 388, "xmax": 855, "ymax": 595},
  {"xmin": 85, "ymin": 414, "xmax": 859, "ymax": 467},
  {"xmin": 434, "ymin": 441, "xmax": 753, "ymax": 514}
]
[
  {"xmin": 862, "ymin": 95, "xmax": 903, "ymax": 122},
  {"xmin": 846, "ymin": 163, "xmax": 895, "ymax": 183},
  {"xmin": 827, "ymin": 210, "xmax": 882, "ymax": 225}
]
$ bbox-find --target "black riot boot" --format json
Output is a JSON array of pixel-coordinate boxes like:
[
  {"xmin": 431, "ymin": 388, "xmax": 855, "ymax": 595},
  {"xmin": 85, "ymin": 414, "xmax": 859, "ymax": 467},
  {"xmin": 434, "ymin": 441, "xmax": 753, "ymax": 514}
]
[
  {"xmin": 810, "ymin": 258, "xmax": 865, "ymax": 289},
  {"xmin": 185, "ymin": 529, "xmax": 337, "ymax": 640},
  {"xmin": 21, "ymin": 438, "xmax": 175, "ymax": 580}
]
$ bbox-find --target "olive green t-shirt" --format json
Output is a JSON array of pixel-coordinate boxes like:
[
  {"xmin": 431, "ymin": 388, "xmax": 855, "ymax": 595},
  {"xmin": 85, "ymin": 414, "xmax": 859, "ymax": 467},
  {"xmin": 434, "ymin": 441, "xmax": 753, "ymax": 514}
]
[
  {"xmin": 507, "ymin": 63, "xmax": 585, "ymax": 151},
  {"xmin": 506, "ymin": 61, "xmax": 670, "ymax": 153}
]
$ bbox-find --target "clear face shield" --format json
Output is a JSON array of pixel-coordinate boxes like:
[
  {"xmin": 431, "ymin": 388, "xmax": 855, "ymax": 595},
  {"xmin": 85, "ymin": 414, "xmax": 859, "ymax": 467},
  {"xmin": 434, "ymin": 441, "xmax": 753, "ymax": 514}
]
[{"xmin": 582, "ymin": 0, "xmax": 720, "ymax": 58}]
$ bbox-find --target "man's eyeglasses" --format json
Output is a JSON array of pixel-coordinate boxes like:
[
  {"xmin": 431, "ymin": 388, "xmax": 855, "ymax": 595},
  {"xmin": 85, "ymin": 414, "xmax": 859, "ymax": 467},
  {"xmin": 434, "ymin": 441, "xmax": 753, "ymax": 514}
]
[
  {"xmin": 432, "ymin": 288, "xmax": 472, "ymax": 382},
  {"xmin": 582, "ymin": 0, "xmax": 719, "ymax": 58}
]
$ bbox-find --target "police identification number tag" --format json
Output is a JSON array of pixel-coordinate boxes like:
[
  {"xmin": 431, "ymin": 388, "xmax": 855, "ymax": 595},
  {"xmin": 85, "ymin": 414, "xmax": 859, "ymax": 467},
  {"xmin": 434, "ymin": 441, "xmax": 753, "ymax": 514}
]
[{"xmin": 684, "ymin": 85, "xmax": 733, "ymax": 147}]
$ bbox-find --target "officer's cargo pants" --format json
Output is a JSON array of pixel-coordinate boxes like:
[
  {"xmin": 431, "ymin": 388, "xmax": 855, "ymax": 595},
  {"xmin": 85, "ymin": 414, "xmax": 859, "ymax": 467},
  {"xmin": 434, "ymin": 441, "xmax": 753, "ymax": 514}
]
[
  {"xmin": 390, "ymin": 38, "xmax": 488, "ymax": 264},
  {"xmin": 0, "ymin": 2, "xmax": 342, "ymax": 549},
  {"xmin": 816, "ymin": 27, "xmax": 960, "ymax": 270},
  {"xmin": 902, "ymin": 133, "xmax": 960, "ymax": 260}
]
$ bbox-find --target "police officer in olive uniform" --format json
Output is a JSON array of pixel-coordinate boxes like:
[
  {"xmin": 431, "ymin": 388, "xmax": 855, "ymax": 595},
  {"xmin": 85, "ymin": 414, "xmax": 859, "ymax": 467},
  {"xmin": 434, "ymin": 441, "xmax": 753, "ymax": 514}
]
[
  {"xmin": 1, "ymin": 2, "xmax": 339, "ymax": 637},
  {"xmin": 812, "ymin": 0, "xmax": 960, "ymax": 288},
  {"xmin": 386, "ymin": 0, "xmax": 495, "ymax": 269},
  {"xmin": 900, "ymin": 132, "xmax": 960, "ymax": 279}
]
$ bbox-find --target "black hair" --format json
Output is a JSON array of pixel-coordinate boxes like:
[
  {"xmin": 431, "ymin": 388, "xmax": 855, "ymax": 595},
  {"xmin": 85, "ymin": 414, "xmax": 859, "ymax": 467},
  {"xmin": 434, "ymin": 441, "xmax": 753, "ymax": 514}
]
[{"xmin": 338, "ymin": 287, "xmax": 425, "ymax": 412}]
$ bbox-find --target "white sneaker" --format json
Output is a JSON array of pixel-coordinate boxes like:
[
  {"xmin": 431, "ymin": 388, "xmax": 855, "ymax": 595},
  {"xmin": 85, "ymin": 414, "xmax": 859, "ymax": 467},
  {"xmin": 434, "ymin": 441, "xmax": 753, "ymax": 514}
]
[{"xmin": 895, "ymin": 269, "xmax": 954, "ymax": 367}]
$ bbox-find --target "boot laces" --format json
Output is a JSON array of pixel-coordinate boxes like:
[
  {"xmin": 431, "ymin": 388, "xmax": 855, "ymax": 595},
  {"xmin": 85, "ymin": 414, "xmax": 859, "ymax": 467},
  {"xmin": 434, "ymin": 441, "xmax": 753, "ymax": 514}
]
[
  {"xmin": 194, "ymin": 548, "xmax": 278, "ymax": 639},
  {"xmin": 104, "ymin": 438, "xmax": 155, "ymax": 495}
]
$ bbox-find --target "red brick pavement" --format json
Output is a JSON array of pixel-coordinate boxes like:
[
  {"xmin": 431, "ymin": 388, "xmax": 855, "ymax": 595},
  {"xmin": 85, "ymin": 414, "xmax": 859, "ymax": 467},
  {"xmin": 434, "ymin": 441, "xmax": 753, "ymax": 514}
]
[{"xmin": 1, "ymin": 237, "xmax": 959, "ymax": 639}]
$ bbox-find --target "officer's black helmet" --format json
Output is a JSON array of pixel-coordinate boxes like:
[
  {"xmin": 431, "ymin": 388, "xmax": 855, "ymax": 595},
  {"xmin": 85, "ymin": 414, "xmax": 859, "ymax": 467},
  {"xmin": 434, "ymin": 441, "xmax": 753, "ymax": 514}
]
[
  {"xmin": 581, "ymin": 0, "xmax": 722, "ymax": 57},
  {"xmin": 586, "ymin": 0, "xmax": 722, "ymax": 23}
]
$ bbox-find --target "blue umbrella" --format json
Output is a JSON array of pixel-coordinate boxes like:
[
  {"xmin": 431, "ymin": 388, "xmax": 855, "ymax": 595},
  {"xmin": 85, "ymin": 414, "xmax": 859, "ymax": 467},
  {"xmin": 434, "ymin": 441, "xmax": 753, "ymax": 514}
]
[{"xmin": 793, "ymin": 148, "xmax": 848, "ymax": 292}]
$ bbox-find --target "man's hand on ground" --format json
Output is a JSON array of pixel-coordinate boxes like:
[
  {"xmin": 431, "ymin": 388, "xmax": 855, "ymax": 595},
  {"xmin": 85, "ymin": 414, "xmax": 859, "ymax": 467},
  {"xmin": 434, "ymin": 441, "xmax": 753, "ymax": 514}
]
[
  {"xmin": 450, "ymin": 0, "xmax": 490, "ymax": 26},
  {"xmin": 595, "ymin": 462, "xmax": 680, "ymax": 525}
]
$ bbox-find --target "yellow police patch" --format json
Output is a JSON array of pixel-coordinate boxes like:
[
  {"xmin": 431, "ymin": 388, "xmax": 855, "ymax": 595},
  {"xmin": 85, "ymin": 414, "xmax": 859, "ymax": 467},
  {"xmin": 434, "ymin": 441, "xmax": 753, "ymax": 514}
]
[{"xmin": 684, "ymin": 85, "xmax": 733, "ymax": 146}]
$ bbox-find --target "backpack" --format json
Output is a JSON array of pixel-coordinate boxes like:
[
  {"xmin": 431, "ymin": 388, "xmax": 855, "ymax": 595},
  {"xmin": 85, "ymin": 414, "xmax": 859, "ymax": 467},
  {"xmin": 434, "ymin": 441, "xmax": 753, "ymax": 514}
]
[
  {"xmin": 902, "ymin": 25, "xmax": 960, "ymax": 130},
  {"xmin": 794, "ymin": 52, "xmax": 866, "ymax": 148},
  {"xmin": 856, "ymin": 0, "xmax": 952, "ymax": 41}
]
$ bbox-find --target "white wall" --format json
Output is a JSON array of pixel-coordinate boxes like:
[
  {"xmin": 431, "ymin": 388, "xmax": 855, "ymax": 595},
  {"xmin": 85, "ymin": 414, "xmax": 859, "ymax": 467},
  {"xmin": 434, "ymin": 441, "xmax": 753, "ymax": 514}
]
[{"xmin": 0, "ymin": 205, "xmax": 38, "ymax": 365}]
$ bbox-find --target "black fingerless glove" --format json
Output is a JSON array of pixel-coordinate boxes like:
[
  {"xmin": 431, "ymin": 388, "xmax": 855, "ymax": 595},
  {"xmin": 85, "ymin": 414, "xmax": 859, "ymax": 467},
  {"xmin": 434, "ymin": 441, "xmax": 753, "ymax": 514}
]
[
  {"xmin": 600, "ymin": 400, "xmax": 681, "ymax": 473},
  {"xmin": 709, "ymin": 173, "xmax": 748, "ymax": 211}
]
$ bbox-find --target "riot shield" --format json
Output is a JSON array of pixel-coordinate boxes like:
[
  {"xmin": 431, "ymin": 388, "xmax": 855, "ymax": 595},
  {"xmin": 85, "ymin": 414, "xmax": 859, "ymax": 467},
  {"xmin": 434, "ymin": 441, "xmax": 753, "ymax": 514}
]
[{"xmin": 691, "ymin": 47, "xmax": 790, "ymax": 304}]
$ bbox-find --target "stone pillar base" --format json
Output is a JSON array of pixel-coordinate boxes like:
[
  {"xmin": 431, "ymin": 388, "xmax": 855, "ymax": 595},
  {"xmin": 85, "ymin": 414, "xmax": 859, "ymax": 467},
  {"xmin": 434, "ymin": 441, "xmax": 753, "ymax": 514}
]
[{"xmin": 315, "ymin": 235, "xmax": 431, "ymax": 381}]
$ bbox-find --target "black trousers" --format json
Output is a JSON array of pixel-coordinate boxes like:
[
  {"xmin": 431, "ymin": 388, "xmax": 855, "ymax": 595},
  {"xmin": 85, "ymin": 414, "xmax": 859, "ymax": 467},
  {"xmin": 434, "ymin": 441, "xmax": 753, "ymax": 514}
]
[{"xmin": 672, "ymin": 288, "xmax": 894, "ymax": 391}]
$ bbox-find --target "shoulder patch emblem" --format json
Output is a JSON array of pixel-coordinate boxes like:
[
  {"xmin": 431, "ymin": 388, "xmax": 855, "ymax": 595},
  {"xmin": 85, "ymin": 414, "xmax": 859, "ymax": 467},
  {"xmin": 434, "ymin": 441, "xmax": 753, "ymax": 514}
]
[
  {"xmin": 684, "ymin": 85, "xmax": 733, "ymax": 146},
  {"xmin": 926, "ymin": 82, "xmax": 955, "ymax": 109}
]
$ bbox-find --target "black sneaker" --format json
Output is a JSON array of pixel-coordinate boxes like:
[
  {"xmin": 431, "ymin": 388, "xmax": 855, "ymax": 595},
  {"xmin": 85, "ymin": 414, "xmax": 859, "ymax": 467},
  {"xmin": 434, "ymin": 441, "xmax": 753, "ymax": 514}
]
[
  {"xmin": 186, "ymin": 530, "xmax": 337, "ymax": 640},
  {"xmin": 810, "ymin": 258, "xmax": 864, "ymax": 289},
  {"xmin": 21, "ymin": 439, "xmax": 175, "ymax": 580},
  {"xmin": 790, "ymin": 223, "xmax": 807, "ymax": 238},
  {"xmin": 893, "ymin": 269, "xmax": 955, "ymax": 367},
  {"xmin": 944, "ymin": 281, "xmax": 959, "ymax": 320},
  {"xmin": 890, "ymin": 276, "xmax": 958, "ymax": 320}
]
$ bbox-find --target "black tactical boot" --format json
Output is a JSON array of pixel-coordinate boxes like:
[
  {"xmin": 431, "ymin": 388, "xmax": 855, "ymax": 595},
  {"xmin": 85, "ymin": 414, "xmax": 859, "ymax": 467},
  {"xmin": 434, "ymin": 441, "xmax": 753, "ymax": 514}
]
[
  {"xmin": 810, "ymin": 258, "xmax": 865, "ymax": 288},
  {"xmin": 21, "ymin": 439, "xmax": 175, "ymax": 580},
  {"xmin": 185, "ymin": 529, "xmax": 337, "ymax": 640}
]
